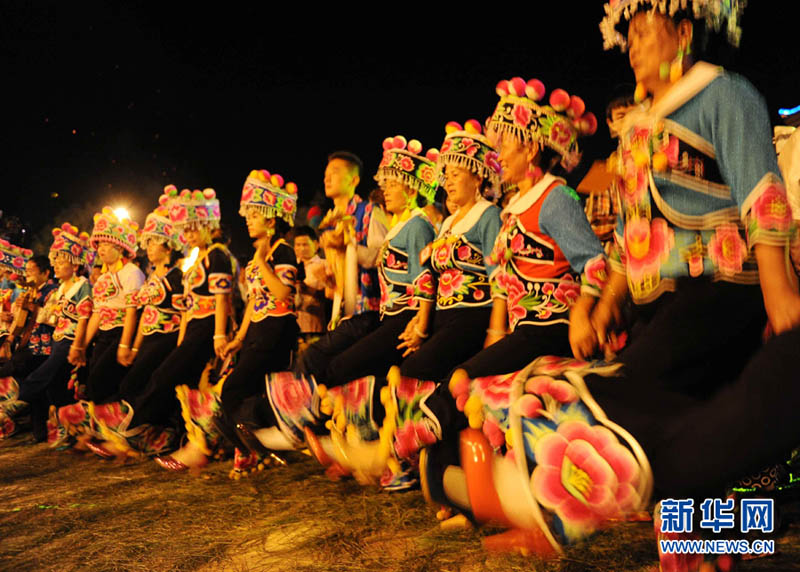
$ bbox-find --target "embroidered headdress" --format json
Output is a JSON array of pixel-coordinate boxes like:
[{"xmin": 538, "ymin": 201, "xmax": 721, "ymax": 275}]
[
  {"xmin": 90, "ymin": 207, "xmax": 139, "ymax": 258},
  {"xmin": 600, "ymin": 0, "xmax": 746, "ymax": 51},
  {"xmin": 140, "ymin": 190, "xmax": 186, "ymax": 251},
  {"xmin": 437, "ymin": 119, "xmax": 501, "ymax": 189},
  {"xmin": 240, "ymin": 170, "xmax": 298, "ymax": 226},
  {"xmin": 375, "ymin": 136, "xmax": 440, "ymax": 204},
  {"xmin": 165, "ymin": 186, "xmax": 221, "ymax": 230},
  {"xmin": 49, "ymin": 223, "xmax": 91, "ymax": 266},
  {"xmin": 488, "ymin": 77, "xmax": 598, "ymax": 172},
  {"xmin": 0, "ymin": 239, "xmax": 33, "ymax": 273}
]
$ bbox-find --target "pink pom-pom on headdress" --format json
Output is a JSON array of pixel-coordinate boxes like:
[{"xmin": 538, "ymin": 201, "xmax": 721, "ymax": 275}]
[
  {"xmin": 509, "ymin": 77, "xmax": 526, "ymax": 97},
  {"xmin": 578, "ymin": 112, "xmax": 598, "ymax": 136},
  {"xmin": 202, "ymin": 188, "xmax": 216, "ymax": 199},
  {"xmin": 382, "ymin": 137, "xmax": 395, "ymax": 150},
  {"xmin": 464, "ymin": 119, "xmax": 482, "ymax": 134},
  {"xmin": 407, "ymin": 139, "xmax": 423, "ymax": 155},
  {"xmin": 495, "ymin": 80, "xmax": 510, "ymax": 97},
  {"xmin": 445, "ymin": 121, "xmax": 462, "ymax": 134},
  {"xmin": 567, "ymin": 96, "xmax": 586, "ymax": 118},
  {"xmin": 270, "ymin": 174, "xmax": 284, "ymax": 187},
  {"xmin": 285, "ymin": 182, "xmax": 298, "ymax": 195},
  {"xmin": 425, "ymin": 148, "xmax": 440, "ymax": 162},
  {"xmin": 549, "ymin": 89, "xmax": 570, "ymax": 112},
  {"xmin": 260, "ymin": 170, "xmax": 271, "ymax": 180},
  {"xmin": 525, "ymin": 79, "xmax": 546, "ymax": 101},
  {"xmin": 392, "ymin": 135, "xmax": 407, "ymax": 150}
]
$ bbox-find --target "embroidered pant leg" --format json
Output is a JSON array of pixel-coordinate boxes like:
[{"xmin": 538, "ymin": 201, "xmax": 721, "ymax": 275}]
[
  {"xmin": 458, "ymin": 323, "xmax": 572, "ymax": 378},
  {"xmin": 131, "ymin": 318, "xmax": 215, "ymax": 427},
  {"xmin": 18, "ymin": 340, "xmax": 72, "ymax": 404},
  {"xmin": 324, "ymin": 312, "xmax": 414, "ymax": 388},
  {"xmin": 399, "ymin": 307, "xmax": 491, "ymax": 382},
  {"xmin": 586, "ymin": 324, "xmax": 800, "ymax": 498},
  {"xmin": 619, "ymin": 279, "xmax": 765, "ymax": 398},
  {"xmin": 112, "ymin": 331, "xmax": 179, "ymax": 404},
  {"xmin": 85, "ymin": 328, "xmax": 127, "ymax": 403},
  {"xmin": 218, "ymin": 317, "xmax": 297, "ymax": 450},
  {"xmin": 295, "ymin": 311, "xmax": 380, "ymax": 380}
]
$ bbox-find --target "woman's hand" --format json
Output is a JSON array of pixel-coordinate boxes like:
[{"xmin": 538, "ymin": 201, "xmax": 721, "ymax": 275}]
[
  {"xmin": 569, "ymin": 307, "xmax": 597, "ymax": 360},
  {"xmin": 214, "ymin": 336, "xmax": 227, "ymax": 359},
  {"xmin": 117, "ymin": 345, "xmax": 134, "ymax": 366},
  {"xmin": 68, "ymin": 346, "xmax": 86, "ymax": 367},
  {"xmin": 222, "ymin": 337, "xmax": 243, "ymax": 359}
]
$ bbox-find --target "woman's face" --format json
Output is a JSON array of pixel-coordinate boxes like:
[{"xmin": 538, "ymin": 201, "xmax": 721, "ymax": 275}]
[
  {"xmin": 183, "ymin": 225, "xmax": 209, "ymax": 248},
  {"xmin": 145, "ymin": 239, "xmax": 171, "ymax": 265},
  {"xmin": 382, "ymin": 181, "xmax": 415, "ymax": 215},
  {"xmin": 498, "ymin": 133, "xmax": 533, "ymax": 184},
  {"xmin": 96, "ymin": 242, "xmax": 122, "ymax": 265},
  {"xmin": 244, "ymin": 209, "xmax": 273, "ymax": 239},
  {"xmin": 443, "ymin": 166, "xmax": 481, "ymax": 208},
  {"xmin": 627, "ymin": 11, "xmax": 680, "ymax": 88},
  {"xmin": 53, "ymin": 256, "xmax": 76, "ymax": 281}
]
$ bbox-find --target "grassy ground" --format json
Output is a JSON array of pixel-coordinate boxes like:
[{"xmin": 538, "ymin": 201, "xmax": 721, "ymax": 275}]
[{"xmin": 2, "ymin": 434, "xmax": 799, "ymax": 572}]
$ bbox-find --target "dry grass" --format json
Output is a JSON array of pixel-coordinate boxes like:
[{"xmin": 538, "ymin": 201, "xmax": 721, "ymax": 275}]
[{"xmin": 2, "ymin": 434, "xmax": 798, "ymax": 572}]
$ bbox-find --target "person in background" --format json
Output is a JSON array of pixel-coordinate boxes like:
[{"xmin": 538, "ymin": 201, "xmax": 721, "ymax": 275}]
[{"xmin": 292, "ymin": 225, "xmax": 326, "ymax": 341}]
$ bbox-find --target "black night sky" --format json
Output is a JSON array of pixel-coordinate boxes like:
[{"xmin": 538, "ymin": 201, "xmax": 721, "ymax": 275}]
[{"xmin": 3, "ymin": 2, "xmax": 797, "ymax": 257}]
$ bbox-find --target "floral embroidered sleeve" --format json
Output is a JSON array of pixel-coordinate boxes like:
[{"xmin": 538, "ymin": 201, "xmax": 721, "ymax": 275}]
[
  {"xmin": 480, "ymin": 207, "xmax": 502, "ymax": 279},
  {"xmin": 539, "ymin": 186, "xmax": 608, "ymax": 296},
  {"xmin": 407, "ymin": 217, "xmax": 437, "ymax": 303},
  {"xmin": 75, "ymin": 282, "xmax": 93, "ymax": 319},
  {"xmin": 206, "ymin": 249, "xmax": 234, "ymax": 295},
  {"xmin": 711, "ymin": 76, "xmax": 793, "ymax": 251},
  {"xmin": 121, "ymin": 265, "xmax": 145, "ymax": 307},
  {"xmin": 272, "ymin": 243, "xmax": 299, "ymax": 294}
]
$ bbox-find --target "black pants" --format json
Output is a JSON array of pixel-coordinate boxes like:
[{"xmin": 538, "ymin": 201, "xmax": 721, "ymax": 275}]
[
  {"xmin": 324, "ymin": 312, "xmax": 414, "ymax": 388},
  {"xmin": 295, "ymin": 312, "xmax": 380, "ymax": 381},
  {"xmin": 111, "ymin": 331, "xmax": 179, "ymax": 404},
  {"xmin": 17, "ymin": 340, "xmax": 75, "ymax": 441},
  {"xmin": 216, "ymin": 316, "xmax": 298, "ymax": 450},
  {"xmin": 459, "ymin": 322, "xmax": 571, "ymax": 378},
  {"xmin": 619, "ymin": 279, "xmax": 766, "ymax": 398},
  {"xmin": 0, "ymin": 345, "xmax": 47, "ymax": 382},
  {"xmin": 86, "ymin": 328, "xmax": 129, "ymax": 403},
  {"xmin": 588, "ymin": 324, "xmax": 800, "ymax": 499},
  {"xmin": 131, "ymin": 318, "xmax": 215, "ymax": 427},
  {"xmin": 400, "ymin": 307, "xmax": 491, "ymax": 382}
]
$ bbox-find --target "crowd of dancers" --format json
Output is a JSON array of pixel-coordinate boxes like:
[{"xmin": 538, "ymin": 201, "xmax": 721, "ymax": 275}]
[{"xmin": 2, "ymin": 2, "xmax": 800, "ymax": 569}]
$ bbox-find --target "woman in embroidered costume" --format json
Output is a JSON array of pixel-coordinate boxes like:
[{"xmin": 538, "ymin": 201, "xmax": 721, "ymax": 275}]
[
  {"xmin": 74, "ymin": 208, "xmax": 145, "ymax": 403},
  {"xmin": 82, "ymin": 187, "xmax": 234, "ymax": 458},
  {"xmin": 299, "ymin": 137, "xmax": 438, "ymax": 486},
  {"xmin": 5, "ymin": 225, "xmax": 93, "ymax": 446},
  {"xmin": 398, "ymin": 122, "xmax": 503, "ymax": 383},
  {"xmin": 158, "ymin": 171, "xmax": 300, "ymax": 472},
  {"xmin": 78, "ymin": 196, "xmax": 187, "ymax": 458}
]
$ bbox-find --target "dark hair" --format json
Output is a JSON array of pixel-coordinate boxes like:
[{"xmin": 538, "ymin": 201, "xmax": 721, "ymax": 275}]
[
  {"xmin": 605, "ymin": 90, "xmax": 636, "ymax": 121},
  {"xmin": 293, "ymin": 225, "xmax": 318, "ymax": 242},
  {"xmin": 537, "ymin": 145, "xmax": 570, "ymax": 179},
  {"xmin": 327, "ymin": 150, "xmax": 363, "ymax": 177},
  {"xmin": 29, "ymin": 255, "xmax": 52, "ymax": 276},
  {"xmin": 273, "ymin": 217, "xmax": 291, "ymax": 240}
]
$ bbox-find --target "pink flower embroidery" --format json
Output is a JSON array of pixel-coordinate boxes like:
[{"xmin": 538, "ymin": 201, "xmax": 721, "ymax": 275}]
[
  {"xmin": 415, "ymin": 273, "xmax": 434, "ymax": 296},
  {"xmin": 583, "ymin": 255, "xmax": 608, "ymax": 290},
  {"xmin": 707, "ymin": 223, "xmax": 747, "ymax": 277},
  {"xmin": 512, "ymin": 104, "xmax": 531, "ymax": 128},
  {"xmin": 510, "ymin": 233, "xmax": 525, "ymax": 254},
  {"xmin": 399, "ymin": 156, "xmax": 415, "ymax": 172},
  {"xmin": 524, "ymin": 375, "xmax": 578, "ymax": 403},
  {"xmin": 70, "ymin": 243, "xmax": 82, "ymax": 256},
  {"xmin": 433, "ymin": 243, "xmax": 451, "ymax": 267},
  {"xmin": 58, "ymin": 402, "xmax": 89, "ymax": 426},
  {"xmin": 482, "ymin": 416, "xmax": 505, "ymax": 450},
  {"xmin": 169, "ymin": 205, "xmax": 188, "ymax": 223},
  {"xmin": 475, "ymin": 373, "xmax": 515, "ymax": 410},
  {"xmin": 438, "ymin": 269, "xmax": 464, "ymax": 298},
  {"xmin": 440, "ymin": 140, "xmax": 453, "ymax": 154},
  {"xmin": 270, "ymin": 372, "xmax": 312, "ymax": 417},
  {"xmin": 457, "ymin": 245, "xmax": 470, "ymax": 261},
  {"xmin": 283, "ymin": 198, "xmax": 295, "ymax": 213},
  {"xmin": 195, "ymin": 206, "xmax": 209, "ymax": 219},
  {"xmin": 141, "ymin": 306, "xmax": 159, "ymax": 327},
  {"xmin": 12, "ymin": 257, "xmax": 24, "ymax": 268},
  {"xmin": 495, "ymin": 269, "xmax": 525, "ymax": 298},
  {"xmin": 553, "ymin": 278, "xmax": 580, "ymax": 306},
  {"xmin": 394, "ymin": 420, "xmax": 437, "ymax": 459},
  {"xmin": 93, "ymin": 402, "xmax": 127, "ymax": 428},
  {"xmin": 549, "ymin": 121, "xmax": 573, "ymax": 147},
  {"xmin": 187, "ymin": 389, "xmax": 215, "ymax": 420},
  {"xmin": 531, "ymin": 420, "xmax": 642, "ymax": 536},
  {"xmin": 94, "ymin": 219, "xmax": 109, "ymax": 232},
  {"xmin": 752, "ymin": 184, "xmax": 791, "ymax": 232},
  {"xmin": 386, "ymin": 252, "xmax": 397, "ymax": 268},
  {"xmin": 342, "ymin": 377, "xmax": 370, "ymax": 410},
  {"xmin": 0, "ymin": 376, "xmax": 16, "ymax": 398},
  {"xmin": 507, "ymin": 290, "xmax": 527, "ymax": 324},
  {"xmin": 624, "ymin": 217, "xmax": 674, "ymax": 284},
  {"xmin": 395, "ymin": 376, "xmax": 435, "ymax": 402},
  {"xmin": 360, "ymin": 273, "xmax": 372, "ymax": 287},
  {"xmin": 419, "ymin": 165, "xmax": 435, "ymax": 184}
]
